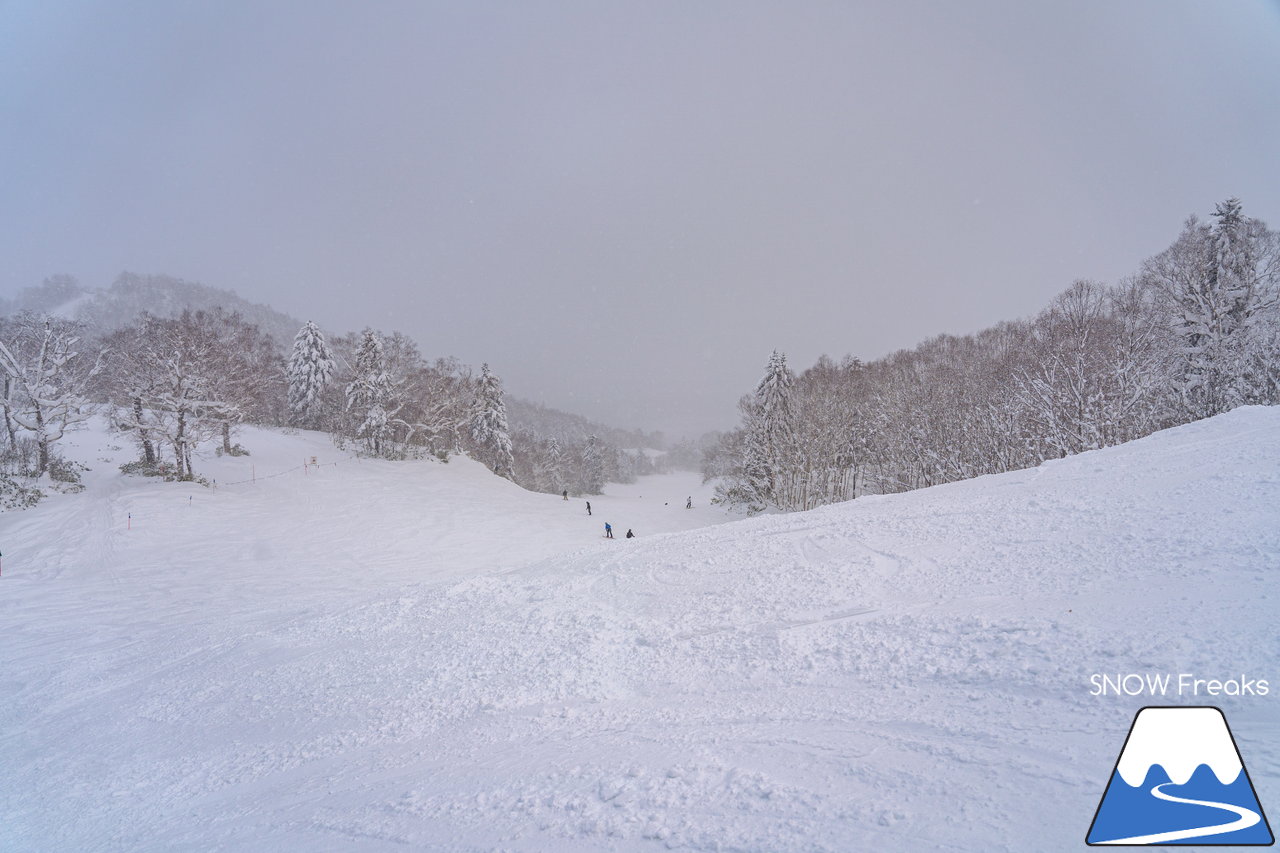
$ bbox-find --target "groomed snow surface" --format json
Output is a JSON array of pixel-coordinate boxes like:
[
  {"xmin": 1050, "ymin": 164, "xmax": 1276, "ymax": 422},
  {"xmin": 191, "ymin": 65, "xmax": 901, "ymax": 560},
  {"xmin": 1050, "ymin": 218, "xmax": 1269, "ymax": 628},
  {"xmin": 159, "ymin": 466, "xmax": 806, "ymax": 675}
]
[{"xmin": 3, "ymin": 408, "xmax": 1278, "ymax": 852}]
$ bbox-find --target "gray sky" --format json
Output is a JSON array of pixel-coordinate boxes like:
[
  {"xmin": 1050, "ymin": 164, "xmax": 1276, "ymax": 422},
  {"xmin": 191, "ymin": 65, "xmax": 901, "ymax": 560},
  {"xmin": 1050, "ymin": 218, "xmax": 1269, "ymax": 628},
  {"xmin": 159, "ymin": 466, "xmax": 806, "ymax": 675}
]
[{"xmin": 3, "ymin": 1, "xmax": 1279, "ymax": 437}]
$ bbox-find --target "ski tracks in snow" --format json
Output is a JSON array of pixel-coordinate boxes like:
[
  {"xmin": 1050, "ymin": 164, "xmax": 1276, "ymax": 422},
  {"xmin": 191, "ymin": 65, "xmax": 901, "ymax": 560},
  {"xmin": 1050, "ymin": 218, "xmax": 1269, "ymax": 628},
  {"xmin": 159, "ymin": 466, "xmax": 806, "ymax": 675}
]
[{"xmin": 5, "ymin": 410, "xmax": 1280, "ymax": 851}]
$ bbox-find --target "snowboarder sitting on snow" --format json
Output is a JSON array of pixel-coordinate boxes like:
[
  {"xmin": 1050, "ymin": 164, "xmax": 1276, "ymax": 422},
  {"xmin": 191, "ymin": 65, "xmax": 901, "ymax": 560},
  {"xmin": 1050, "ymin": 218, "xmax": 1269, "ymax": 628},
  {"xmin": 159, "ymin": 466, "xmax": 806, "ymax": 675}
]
[
  {"xmin": 625, "ymin": 528, "xmax": 634, "ymax": 539},
  {"xmin": 604, "ymin": 522, "xmax": 613, "ymax": 539}
]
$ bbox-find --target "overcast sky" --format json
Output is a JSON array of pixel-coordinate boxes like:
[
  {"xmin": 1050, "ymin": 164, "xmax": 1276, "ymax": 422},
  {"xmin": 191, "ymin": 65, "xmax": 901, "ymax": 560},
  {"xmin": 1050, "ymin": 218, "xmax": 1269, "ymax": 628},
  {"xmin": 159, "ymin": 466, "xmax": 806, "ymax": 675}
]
[{"xmin": 2, "ymin": 1, "xmax": 1278, "ymax": 437}]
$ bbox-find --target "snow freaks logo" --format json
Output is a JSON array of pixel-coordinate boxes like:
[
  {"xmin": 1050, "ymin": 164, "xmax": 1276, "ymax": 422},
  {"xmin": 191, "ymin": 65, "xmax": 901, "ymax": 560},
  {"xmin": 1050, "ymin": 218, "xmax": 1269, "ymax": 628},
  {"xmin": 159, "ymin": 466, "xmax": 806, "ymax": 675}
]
[
  {"xmin": 1089, "ymin": 673, "xmax": 1270, "ymax": 697},
  {"xmin": 1086, "ymin": 707, "xmax": 1274, "ymax": 846}
]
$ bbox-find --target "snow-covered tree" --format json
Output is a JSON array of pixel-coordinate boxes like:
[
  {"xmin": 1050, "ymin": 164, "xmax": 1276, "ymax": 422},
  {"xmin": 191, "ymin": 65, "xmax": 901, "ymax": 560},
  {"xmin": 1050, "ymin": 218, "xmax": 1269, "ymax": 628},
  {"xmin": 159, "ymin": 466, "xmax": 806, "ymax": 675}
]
[
  {"xmin": 577, "ymin": 434, "xmax": 604, "ymax": 494},
  {"xmin": 1245, "ymin": 301, "xmax": 1280, "ymax": 405},
  {"xmin": 98, "ymin": 312, "xmax": 237, "ymax": 479},
  {"xmin": 191, "ymin": 309, "xmax": 283, "ymax": 453},
  {"xmin": 1014, "ymin": 279, "xmax": 1172, "ymax": 455},
  {"xmin": 702, "ymin": 202, "xmax": 1278, "ymax": 514},
  {"xmin": 287, "ymin": 321, "xmax": 335, "ymax": 428},
  {"xmin": 2, "ymin": 369, "xmax": 18, "ymax": 448},
  {"xmin": 534, "ymin": 436, "xmax": 567, "ymax": 493},
  {"xmin": 99, "ymin": 320, "xmax": 162, "ymax": 464},
  {"xmin": 345, "ymin": 328, "xmax": 396, "ymax": 456},
  {"xmin": 1144, "ymin": 199, "xmax": 1280, "ymax": 418},
  {"xmin": 154, "ymin": 314, "xmax": 235, "ymax": 477},
  {"xmin": 398, "ymin": 356, "xmax": 473, "ymax": 455},
  {"xmin": 1014, "ymin": 281, "xmax": 1119, "ymax": 457},
  {"xmin": 784, "ymin": 355, "xmax": 863, "ymax": 510},
  {"xmin": 611, "ymin": 447, "xmax": 638, "ymax": 484},
  {"xmin": 469, "ymin": 363, "xmax": 514, "ymax": 479},
  {"xmin": 0, "ymin": 313, "xmax": 101, "ymax": 476},
  {"xmin": 718, "ymin": 350, "xmax": 796, "ymax": 512},
  {"xmin": 756, "ymin": 350, "xmax": 797, "ymax": 504},
  {"xmin": 734, "ymin": 402, "xmax": 773, "ymax": 513}
]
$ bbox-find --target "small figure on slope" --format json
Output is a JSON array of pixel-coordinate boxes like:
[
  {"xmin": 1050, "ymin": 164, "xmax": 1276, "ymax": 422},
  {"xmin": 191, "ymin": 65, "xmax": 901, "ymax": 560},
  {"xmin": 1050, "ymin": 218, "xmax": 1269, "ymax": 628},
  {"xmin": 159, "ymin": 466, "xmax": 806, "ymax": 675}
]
[
  {"xmin": 562, "ymin": 490, "xmax": 568, "ymax": 501},
  {"xmin": 604, "ymin": 522, "xmax": 613, "ymax": 539},
  {"xmin": 625, "ymin": 528, "xmax": 635, "ymax": 539},
  {"xmin": 686, "ymin": 496, "xmax": 692, "ymax": 509},
  {"xmin": 586, "ymin": 500, "xmax": 592, "ymax": 516}
]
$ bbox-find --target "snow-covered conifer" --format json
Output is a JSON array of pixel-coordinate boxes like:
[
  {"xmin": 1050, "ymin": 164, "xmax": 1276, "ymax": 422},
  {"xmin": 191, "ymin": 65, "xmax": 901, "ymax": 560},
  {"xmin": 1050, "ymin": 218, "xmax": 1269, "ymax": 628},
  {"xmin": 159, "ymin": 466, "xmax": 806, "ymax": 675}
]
[
  {"xmin": 469, "ymin": 363, "xmax": 514, "ymax": 479},
  {"xmin": 1145, "ymin": 199, "xmax": 1280, "ymax": 417},
  {"xmin": 578, "ymin": 434, "xmax": 604, "ymax": 494},
  {"xmin": 534, "ymin": 436, "xmax": 566, "ymax": 493},
  {"xmin": 756, "ymin": 350, "xmax": 795, "ymax": 461},
  {"xmin": 749, "ymin": 350, "xmax": 795, "ymax": 507},
  {"xmin": 737, "ymin": 405, "xmax": 773, "ymax": 513},
  {"xmin": 287, "ymin": 321, "xmax": 335, "ymax": 428},
  {"xmin": 345, "ymin": 329, "xmax": 394, "ymax": 456},
  {"xmin": 712, "ymin": 351, "xmax": 798, "ymax": 513}
]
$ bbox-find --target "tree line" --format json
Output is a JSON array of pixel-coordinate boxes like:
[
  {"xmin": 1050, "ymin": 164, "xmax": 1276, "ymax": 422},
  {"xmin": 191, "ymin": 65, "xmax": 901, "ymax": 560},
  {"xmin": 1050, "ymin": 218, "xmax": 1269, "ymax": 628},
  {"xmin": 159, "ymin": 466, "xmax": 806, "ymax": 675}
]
[
  {"xmin": 711, "ymin": 199, "xmax": 1280, "ymax": 513},
  {"xmin": 0, "ymin": 307, "xmax": 642, "ymax": 499}
]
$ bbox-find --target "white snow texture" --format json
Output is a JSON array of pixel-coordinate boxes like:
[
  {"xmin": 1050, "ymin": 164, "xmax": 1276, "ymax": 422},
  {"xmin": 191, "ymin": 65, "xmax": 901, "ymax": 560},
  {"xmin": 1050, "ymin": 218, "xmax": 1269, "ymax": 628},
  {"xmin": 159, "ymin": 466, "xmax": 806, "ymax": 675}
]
[{"xmin": 1, "ymin": 407, "xmax": 1278, "ymax": 851}]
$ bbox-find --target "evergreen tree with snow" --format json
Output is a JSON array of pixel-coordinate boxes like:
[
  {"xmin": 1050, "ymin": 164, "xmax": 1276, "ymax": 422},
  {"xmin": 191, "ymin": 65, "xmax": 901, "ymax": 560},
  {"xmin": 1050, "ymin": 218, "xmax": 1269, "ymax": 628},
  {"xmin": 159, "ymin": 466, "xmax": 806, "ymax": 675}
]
[
  {"xmin": 469, "ymin": 363, "xmax": 514, "ymax": 479},
  {"xmin": 345, "ymin": 328, "xmax": 394, "ymax": 456},
  {"xmin": 578, "ymin": 434, "xmax": 604, "ymax": 494},
  {"xmin": 737, "ymin": 407, "xmax": 774, "ymax": 513},
  {"xmin": 1144, "ymin": 198, "xmax": 1280, "ymax": 418},
  {"xmin": 534, "ymin": 436, "xmax": 566, "ymax": 494},
  {"xmin": 287, "ymin": 321, "xmax": 335, "ymax": 428},
  {"xmin": 749, "ymin": 350, "xmax": 796, "ymax": 508},
  {"xmin": 1205, "ymin": 199, "xmax": 1280, "ymax": 407},
  {"xmin": 716, "ymin": 350, "xmax": 796, "ymax": 513},
  {"xmin": 756, "ymin": 350, "xmax": 796, "ymax": 462}
]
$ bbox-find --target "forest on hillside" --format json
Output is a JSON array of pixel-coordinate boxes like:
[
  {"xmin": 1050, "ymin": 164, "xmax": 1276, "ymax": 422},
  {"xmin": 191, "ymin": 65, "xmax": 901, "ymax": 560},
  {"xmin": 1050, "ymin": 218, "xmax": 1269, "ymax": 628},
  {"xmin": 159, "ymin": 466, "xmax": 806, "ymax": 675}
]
[
  {"xmin": 2, "ymin": 199, "xmax": 1277, "ymax": 514},
  {"xmin": 0, "ymin": 290, "xmax": 663, "ymax": 509},
  {"xmin": 709, "ymin": 199, "xmax": 1280, "ymax": 512}
]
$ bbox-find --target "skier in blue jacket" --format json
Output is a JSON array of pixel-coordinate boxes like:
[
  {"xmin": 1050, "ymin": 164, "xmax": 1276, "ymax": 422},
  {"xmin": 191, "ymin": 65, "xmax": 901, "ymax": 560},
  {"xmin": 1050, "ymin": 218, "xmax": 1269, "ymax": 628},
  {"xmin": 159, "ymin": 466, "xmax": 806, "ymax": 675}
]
[{"xmin": 604, "ymin": 522, "xmax": 613, "ymax": 539}]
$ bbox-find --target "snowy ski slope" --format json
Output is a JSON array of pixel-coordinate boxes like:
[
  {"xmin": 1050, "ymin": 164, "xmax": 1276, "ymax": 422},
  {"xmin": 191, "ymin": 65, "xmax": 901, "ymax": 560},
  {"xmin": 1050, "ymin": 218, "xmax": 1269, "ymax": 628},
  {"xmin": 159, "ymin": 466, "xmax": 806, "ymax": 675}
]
[{"xmin": 2, "ymin": 409, "xmax": 1278, "ymax": 851}]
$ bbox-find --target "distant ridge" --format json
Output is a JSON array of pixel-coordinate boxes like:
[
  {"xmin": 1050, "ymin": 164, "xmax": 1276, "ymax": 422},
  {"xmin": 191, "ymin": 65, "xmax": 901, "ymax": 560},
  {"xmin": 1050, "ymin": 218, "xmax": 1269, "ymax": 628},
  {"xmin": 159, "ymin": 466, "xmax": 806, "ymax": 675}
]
[
  {"xmin": 1, "ymin": 271, "xmax": 659, "ymax": 444},
  {"xmin": 0, "ymin": 272, "xmax": 304, "ymax": 346},
  {"xmin": 78, "ymin": 272, "xmax": 305, "ymax": 345}
]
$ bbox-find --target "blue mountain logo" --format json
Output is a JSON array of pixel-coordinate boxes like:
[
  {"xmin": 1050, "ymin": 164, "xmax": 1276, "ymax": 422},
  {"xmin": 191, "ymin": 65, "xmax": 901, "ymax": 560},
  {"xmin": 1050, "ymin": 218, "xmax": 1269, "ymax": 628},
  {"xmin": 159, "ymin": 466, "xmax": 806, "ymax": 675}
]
[{"xmin": 1087, "ymin": 706, "xmax": 1274, "ymax": 845}]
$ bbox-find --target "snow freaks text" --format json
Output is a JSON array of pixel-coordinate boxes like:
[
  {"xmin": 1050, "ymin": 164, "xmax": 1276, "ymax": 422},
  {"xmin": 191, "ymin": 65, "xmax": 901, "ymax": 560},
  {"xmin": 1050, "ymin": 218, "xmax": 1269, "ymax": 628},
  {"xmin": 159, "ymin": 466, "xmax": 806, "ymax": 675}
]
[{"xmin": 1090, "ymin": 674, "xmax": 1270, "ymax": 698}]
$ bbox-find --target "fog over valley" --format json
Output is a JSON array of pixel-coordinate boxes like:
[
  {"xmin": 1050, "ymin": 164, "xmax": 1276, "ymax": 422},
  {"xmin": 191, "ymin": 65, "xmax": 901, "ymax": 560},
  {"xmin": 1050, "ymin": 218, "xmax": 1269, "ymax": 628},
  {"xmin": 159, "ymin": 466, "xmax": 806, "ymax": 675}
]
[{"xmin": 3, "ymin": 2, "xmax": 1279, "ymax": 435}]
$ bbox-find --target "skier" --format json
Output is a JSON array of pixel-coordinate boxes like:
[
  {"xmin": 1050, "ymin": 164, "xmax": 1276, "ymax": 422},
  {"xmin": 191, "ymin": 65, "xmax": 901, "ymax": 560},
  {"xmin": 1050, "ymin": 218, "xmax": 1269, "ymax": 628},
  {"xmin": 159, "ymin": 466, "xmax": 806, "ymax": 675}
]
[
  {"xmin": 686, "ymin": 496, "xmax": 692, "ymax": 509},
  {"xmin": 586, "ymin": 501, "xmax": 592, "ymax": 516},
  {"xmin": 562, "ymin": 490, "xmax": 568, "ymax": 501},
  {"xmin": 625, "ymin": 528, "xmax": 634, "ymax": 539},
  {"xmin": 604, "ymin": 522, "xmax": 613, "ymax": 539}
]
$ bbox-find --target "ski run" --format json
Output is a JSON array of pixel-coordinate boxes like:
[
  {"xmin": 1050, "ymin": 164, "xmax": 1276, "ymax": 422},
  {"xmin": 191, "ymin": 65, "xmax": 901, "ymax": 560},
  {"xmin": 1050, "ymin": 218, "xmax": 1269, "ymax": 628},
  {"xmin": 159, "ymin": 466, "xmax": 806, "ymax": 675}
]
[{"xmin": 2, "ymin": 407, "xmax": 1278, "ymax": 851}]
